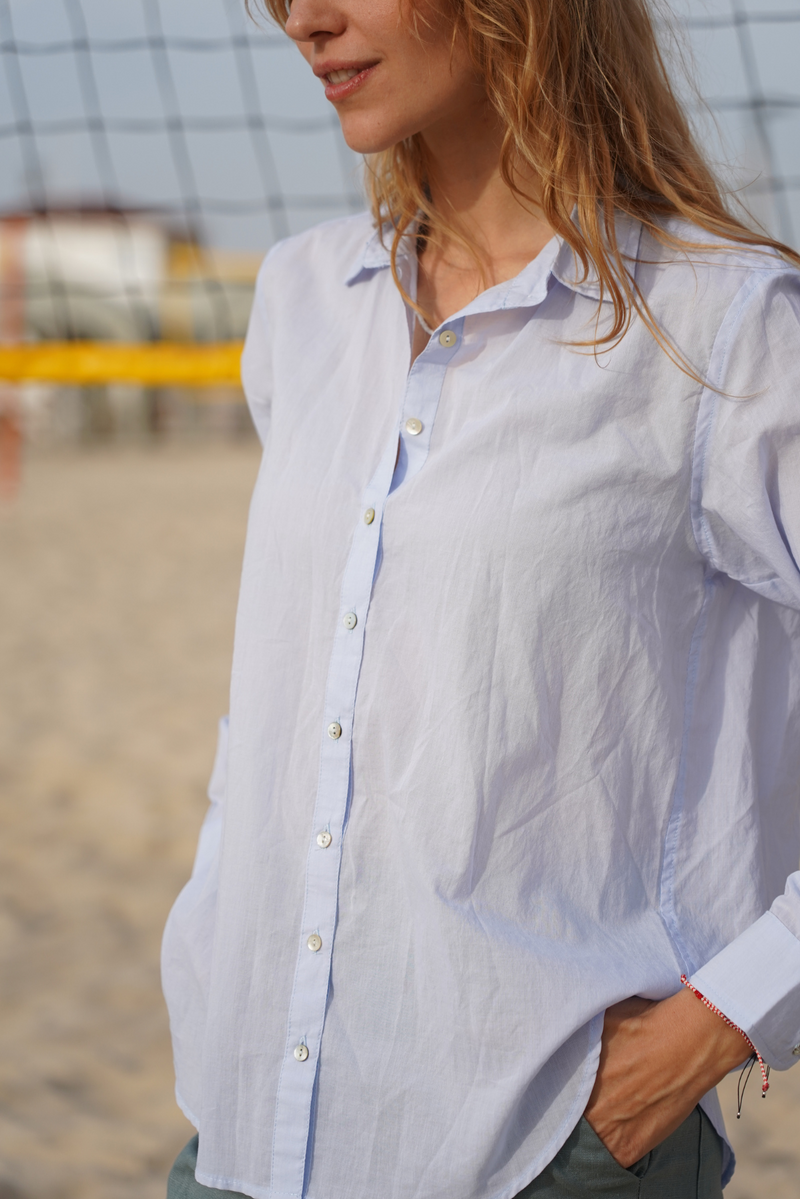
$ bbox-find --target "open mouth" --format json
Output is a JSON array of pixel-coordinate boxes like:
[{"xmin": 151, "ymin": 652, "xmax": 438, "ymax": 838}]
[
  {"xmin": 319, "ymin": 62, "xmax": 379, "ymax": 100},
  {"xmin": 324, "ymin": 67, "xmax": 364, "ymax": 85}
]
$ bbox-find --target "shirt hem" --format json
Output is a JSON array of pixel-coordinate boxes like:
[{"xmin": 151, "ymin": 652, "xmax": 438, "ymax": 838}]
[
  {"xmin": 196, "ymin": 1174, "xmax": 300, "ymax": 1199},
  {"xmin": 486, "ymin": 1012, "xmax": 605, "ymax": 1199},
  {"xmin": 195, "ymin": 1018, "xmax": 606, "ymax": 1199},
  {"xmin": 175, "ymin": 1086, "xmax": 200, "ymax": 1132}
]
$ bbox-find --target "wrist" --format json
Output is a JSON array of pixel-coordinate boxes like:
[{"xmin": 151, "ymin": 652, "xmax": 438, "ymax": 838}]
[
  {"xmin": 680, "ymin": 975, "xmax": 768, "ymax": 1092},
  {"xmin": 633, "ymin": 987, "xmax": 749, "ymax": 1103}
]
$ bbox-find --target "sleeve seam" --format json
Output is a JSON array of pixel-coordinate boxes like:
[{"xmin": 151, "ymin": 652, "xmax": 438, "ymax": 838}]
[{"xmin": 689, "ymin": 269, "xmax": 777, "ymax": 572}]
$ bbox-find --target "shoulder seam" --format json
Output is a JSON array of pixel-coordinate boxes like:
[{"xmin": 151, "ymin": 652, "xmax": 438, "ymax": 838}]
[{"xmin": 689, "ymin": 270, "xmax": 778, "ymax": 573}]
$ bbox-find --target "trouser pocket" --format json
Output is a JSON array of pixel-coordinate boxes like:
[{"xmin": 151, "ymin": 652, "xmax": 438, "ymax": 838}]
[{"xmin": 517, "ymin": 1106, "xmax": 723, "ymax": 1197}]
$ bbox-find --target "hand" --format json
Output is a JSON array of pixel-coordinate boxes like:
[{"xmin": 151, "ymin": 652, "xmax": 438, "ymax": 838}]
[{"xmin": 584, "ymin": 988, "xmax": 752, "ymax": 1168}]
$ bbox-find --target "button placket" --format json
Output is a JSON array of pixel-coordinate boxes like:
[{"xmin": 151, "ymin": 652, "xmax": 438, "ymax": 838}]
[
  {"xmin": 272, "ymin": 331, "xmax": 458, "ymax": 1195},
  {"xmin": 398, "ymin": 316, "xmax": 462, "ymax": 488},
  {"xmin": 270, "ymin": 430, "xmax": 399, "ymax": 1198}
]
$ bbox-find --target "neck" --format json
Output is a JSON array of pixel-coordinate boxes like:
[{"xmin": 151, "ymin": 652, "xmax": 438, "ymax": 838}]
[{"xmin": 419, "ymin": 99, "xmax": 553, "ymax": 285}]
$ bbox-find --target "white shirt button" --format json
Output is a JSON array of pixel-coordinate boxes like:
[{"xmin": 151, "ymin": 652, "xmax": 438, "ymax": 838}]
[
  {"xmin": 327, "ymin": 721, "xmax": 342, "ymax": 739},
  {"xmin": 343, "ymin": 612, "xmax": 357, "ymax": 630},
  {"xmin": 364, "ymin": 507, "xmax": 375, "ymax": 524},
  {"xmin": 316, "ymin": 830, "xmax": 332, "ymax": 848},
  {"xmin": 439, "ymin": 329, "xmax": 457, "ymax": 347},
  {"xmin": 293, "ymin": 1044, "xmax": 309, "ymax": 1062},
  {"xmin": 405, "ymin": 417, "xmax": 423, "ymax": 435},
  {"xmin": 307, "ymin": 933, "xmax": 322, "ymax": 952}
]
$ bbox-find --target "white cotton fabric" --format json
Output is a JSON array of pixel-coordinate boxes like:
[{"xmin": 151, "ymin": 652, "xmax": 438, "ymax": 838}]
[{"xmin": 162, "ymin": 210, "xmax": 800, "ymax": 1199}]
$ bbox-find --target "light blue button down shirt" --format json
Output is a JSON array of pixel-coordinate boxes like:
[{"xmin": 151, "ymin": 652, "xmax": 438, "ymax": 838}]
[{"xmin": 162, "ymin": 210, "xmax": 800, "ymax": 1199}]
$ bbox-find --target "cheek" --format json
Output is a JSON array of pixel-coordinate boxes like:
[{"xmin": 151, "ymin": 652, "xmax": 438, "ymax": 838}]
[{"xmin": 330, "ymin": 11, "xmax": 478, "ymax": 152}]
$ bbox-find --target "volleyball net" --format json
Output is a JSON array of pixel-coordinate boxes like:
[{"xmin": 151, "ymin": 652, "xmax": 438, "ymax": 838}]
[
  {"xmin": 0, "ymin": 0, "xmax": 798, "ymax": 392},
  {"xmin": 0, "ymin": 0, "xmax": 362, "ymax": 390}
]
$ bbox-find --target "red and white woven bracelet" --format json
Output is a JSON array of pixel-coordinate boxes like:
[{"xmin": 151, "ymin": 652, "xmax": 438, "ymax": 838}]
[{"xmin": 681, "ymin": 975, "xmax": 770, "ymax": 1099}]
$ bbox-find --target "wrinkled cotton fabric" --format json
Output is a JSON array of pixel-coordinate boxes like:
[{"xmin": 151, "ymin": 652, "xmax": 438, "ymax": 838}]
[{"xmin": 162, "ymin": 211, "xmax": 800, "ymax": 1199}]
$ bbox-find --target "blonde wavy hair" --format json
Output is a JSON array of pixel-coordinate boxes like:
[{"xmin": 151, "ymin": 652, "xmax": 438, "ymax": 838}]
[{"xmin": 258, "ymin": 0, "xmax": 799, "ymax": 359}]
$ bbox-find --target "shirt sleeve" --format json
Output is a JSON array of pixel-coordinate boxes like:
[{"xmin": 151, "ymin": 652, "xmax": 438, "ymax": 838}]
[
  {"xmin": 240, "ymin": 252, "xmax": 275, "ymax": 446},
  {"xmin": 689, "ymin": 266, "xmax": 800, "ymax": 1070}
]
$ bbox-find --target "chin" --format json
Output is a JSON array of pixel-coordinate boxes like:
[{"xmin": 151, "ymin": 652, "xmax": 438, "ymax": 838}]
[{"xmin": 337, "ymin": 113, "xmax": 419, "ymax": 157}]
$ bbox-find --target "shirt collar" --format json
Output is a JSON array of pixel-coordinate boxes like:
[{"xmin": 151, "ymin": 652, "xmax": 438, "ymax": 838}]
[
  {"xmin": 344, "ymin": 210, "xmax": 643, "ymax": 310},
  {"xmin": 550, "ymin": 209, "xmax": 643, "ymax": 302},
  {"xmin": 344, "ymin": 223, "xmax": 414, "ymax": 286}
]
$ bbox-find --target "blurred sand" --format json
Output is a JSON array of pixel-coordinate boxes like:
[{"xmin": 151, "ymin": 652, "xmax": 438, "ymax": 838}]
[
  {"xmin": 0, "ymin": 444, "xmax": 257, "ymax": 1199},
  {"xmin": 0, "ymin": 445, "xmax": 798, "ymax": 1198}
]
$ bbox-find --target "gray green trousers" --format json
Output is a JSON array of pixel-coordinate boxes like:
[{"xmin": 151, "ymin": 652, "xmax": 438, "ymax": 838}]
[{"xmin": 168, "ymin": 1107, "xmax": 723, "ymax": 1199}]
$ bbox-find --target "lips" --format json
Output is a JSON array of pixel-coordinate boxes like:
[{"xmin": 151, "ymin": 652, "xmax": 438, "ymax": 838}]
[{"xmin": 315, "ymin": 61, "xmax": 379, "ymax": 102}]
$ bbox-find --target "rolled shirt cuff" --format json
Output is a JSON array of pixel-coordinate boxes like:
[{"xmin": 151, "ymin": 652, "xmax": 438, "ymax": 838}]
[{"xmin": 690, "ymin": 911, "xmax": 800, "ymax": 1070}]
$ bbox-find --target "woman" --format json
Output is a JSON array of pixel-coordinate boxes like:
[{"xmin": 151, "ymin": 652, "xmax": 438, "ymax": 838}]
[{"xmin": 162, "ymin": 2, "xmax": 800, "ymax": 1197}]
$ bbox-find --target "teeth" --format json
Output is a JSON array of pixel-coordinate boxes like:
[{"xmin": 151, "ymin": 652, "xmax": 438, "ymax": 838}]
[{"xmin": 327, "ymin": 68, "xmax": 361, "ymax": 84}]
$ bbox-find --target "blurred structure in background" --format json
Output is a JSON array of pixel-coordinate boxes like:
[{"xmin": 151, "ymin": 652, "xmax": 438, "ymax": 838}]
[
  {"xmin": 18, "ymin": 208, "xmax": 169, "ymax": 342},
  {"xmin": 3, "ymin": 205, "xmax": 264, "ymax": 343},
  {"xmin": 0, "ymin": 206, "xmax": 260, "ymax": 447}
]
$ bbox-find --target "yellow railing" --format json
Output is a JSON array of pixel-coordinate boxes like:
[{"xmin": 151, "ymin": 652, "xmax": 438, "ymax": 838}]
[{"xmin": 0, "ymin": 341, "xmax": 244, "ymax": 387}]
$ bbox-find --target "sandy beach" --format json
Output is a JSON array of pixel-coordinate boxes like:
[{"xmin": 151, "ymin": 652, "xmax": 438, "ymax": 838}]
[{"xmin": 0, "ymin": 444, "xmax": 798, "ymax": 1198}]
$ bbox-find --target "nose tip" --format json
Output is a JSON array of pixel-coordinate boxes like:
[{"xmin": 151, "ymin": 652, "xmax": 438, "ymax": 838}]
[{"xmin": 285, "ymin": 0, "xmax": 345, "ymax": 43}]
